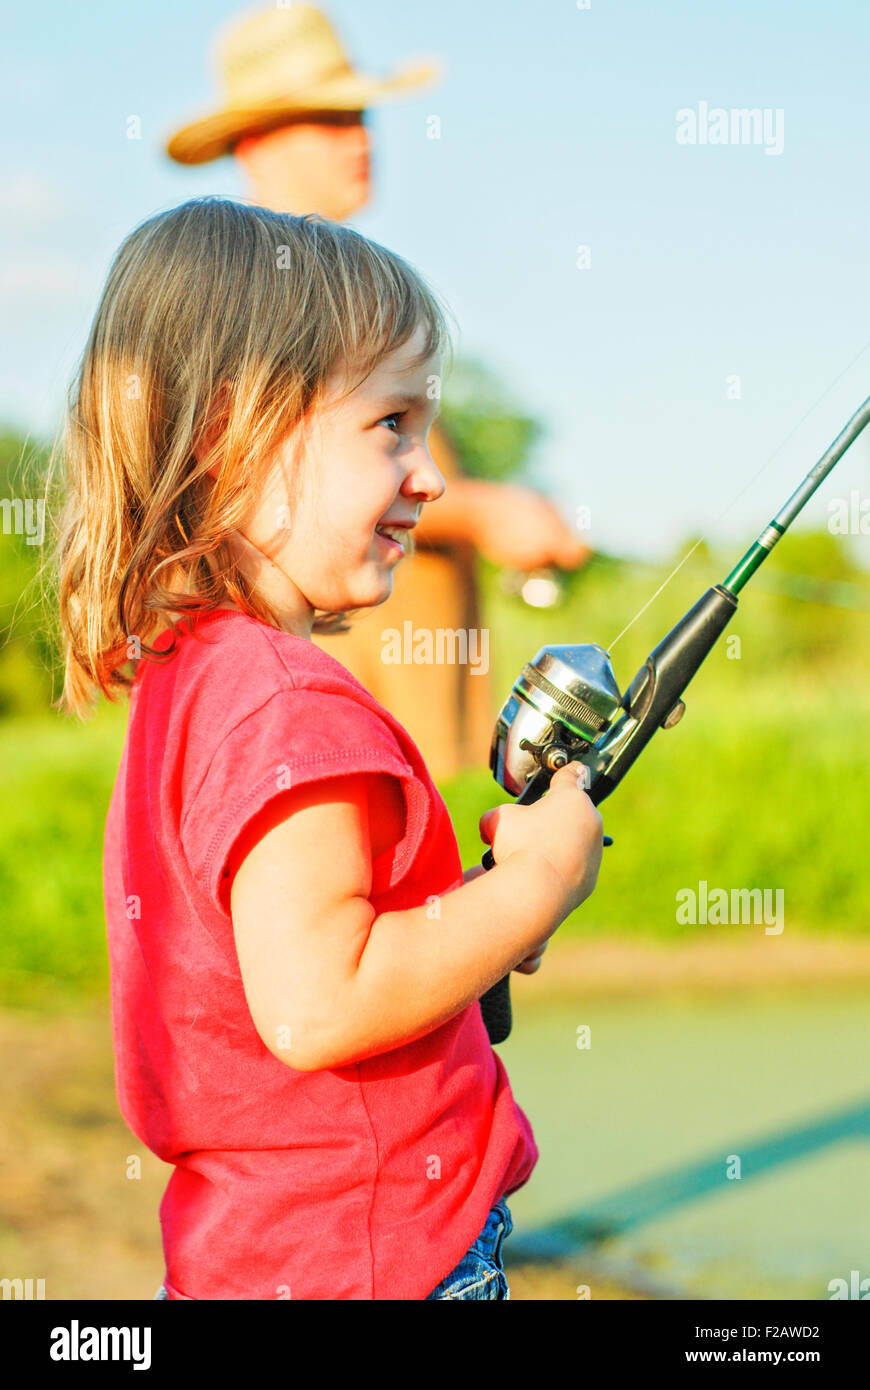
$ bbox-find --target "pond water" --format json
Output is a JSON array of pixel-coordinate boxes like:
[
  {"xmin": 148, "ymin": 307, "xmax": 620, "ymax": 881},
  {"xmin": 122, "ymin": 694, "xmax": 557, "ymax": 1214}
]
[{"xmin": 498, "ymin": 990, "xmax": 870, "ymax": 1299}]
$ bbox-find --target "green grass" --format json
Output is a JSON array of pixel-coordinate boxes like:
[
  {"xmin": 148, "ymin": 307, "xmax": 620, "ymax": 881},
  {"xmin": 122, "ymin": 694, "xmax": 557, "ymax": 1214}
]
[
  {"xmin": 0, "ymin": 701, "xmax": 128, "ymax": 1009},
  {"xmin": 442, "ymin": 681, "xmax": 870, "ymax": 940}
]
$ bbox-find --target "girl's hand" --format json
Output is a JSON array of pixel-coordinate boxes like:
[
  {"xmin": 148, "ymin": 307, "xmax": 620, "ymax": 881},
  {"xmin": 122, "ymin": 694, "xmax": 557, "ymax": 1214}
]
[{"xmin": 478, "ymin": 760, "xmax": 604, "ymax": 920}]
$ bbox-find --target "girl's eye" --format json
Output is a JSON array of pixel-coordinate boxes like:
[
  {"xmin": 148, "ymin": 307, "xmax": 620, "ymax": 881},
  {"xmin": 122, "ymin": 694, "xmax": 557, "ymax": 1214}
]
[{"xmin": 378, "ymin": 412, "xmax": 405, "ymax": 434}]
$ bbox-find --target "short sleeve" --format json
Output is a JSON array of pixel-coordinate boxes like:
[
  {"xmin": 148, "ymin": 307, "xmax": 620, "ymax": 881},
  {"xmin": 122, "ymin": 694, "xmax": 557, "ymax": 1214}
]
[{"xmin": 180, "ymin": 688, "xmax": 431, "ymax": 916}]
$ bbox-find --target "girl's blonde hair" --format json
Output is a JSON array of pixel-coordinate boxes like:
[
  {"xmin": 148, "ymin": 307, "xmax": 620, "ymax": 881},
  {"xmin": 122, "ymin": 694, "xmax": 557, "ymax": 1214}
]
[{"xmin": 46, "ymin": 195, "xmax": 454, "ymax": 718}]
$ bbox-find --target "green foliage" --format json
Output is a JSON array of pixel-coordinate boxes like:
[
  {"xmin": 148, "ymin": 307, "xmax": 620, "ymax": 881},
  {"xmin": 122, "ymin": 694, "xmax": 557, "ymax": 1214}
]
[
  {"xmin": 439, "ymin": 356, "xmax": 543, "ymax": 483},
  {"xmin": 443, "ymin": 687, "xmax": 870, "ymax": 941},
  {"xmin": 0, "ymin": 427, "xmax": 63, "ymax": 716},
  {"xmin": 0, "ymin": 703, "xmax": 128, "ymax": 1009},
  {"xmin": 533, "ymin": 526, "xmax": 870, "ymax": 694}
]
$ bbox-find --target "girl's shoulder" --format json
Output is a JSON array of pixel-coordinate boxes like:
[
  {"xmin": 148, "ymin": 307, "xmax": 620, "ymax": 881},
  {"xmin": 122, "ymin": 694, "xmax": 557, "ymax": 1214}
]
[
  {"xmin": 137, "ymin": 607, "xmax": 428, "ymax": 781},
  {"xmin": 130, "ymin": 610, "xmax": 447, "ymax": 911},
  {"xmin": 143, "ymin": 607, "xmax": 377, "ymax": 706}
]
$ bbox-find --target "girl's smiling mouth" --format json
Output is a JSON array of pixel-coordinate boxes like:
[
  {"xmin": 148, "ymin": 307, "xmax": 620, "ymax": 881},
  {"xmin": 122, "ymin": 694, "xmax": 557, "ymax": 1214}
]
[{"xmin": 374, "ymin": 520, "xmax": 416, "ymax": 557}]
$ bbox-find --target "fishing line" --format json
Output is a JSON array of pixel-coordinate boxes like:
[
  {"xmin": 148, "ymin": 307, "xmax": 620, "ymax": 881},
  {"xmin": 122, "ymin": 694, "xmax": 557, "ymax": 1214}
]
[
  {"xmin": 606, "ymin": 540, "xmax": 706, "ymax": 652},
  {"xmin": 605, "ymin": 335, "xmax": 870, "ymax": 652},
  {"xmin": 588, "ymin": 551, "xmax": 870, "ymax": 613}
]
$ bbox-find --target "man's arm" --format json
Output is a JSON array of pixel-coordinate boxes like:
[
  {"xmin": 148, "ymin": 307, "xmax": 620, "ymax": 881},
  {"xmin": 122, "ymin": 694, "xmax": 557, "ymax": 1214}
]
[{"xmin": 419, "ymin": 473, "xmax": 592, "ymax": 570}]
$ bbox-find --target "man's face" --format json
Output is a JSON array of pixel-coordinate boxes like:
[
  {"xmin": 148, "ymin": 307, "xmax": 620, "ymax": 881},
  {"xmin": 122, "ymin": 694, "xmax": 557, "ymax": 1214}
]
[
  {"xmin": 240, "ymin": 322, "xmax": 446, "ymax": 618},
  {"xmin": 235, "ymin": 111, "xmax": 371, "ymax": 220}
]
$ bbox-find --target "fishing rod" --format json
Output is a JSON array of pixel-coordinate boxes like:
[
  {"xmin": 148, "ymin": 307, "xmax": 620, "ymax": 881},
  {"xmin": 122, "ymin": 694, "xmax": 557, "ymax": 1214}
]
[{"xmin": 479, "ymin": 393, "xmax": 870, "ymax": 1045}]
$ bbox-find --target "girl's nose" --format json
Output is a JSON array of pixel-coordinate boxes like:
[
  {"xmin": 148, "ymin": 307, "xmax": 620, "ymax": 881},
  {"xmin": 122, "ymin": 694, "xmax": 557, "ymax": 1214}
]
[{"xmin": 403, "ymin": 443, "xmax": 446, "ymax": 504}]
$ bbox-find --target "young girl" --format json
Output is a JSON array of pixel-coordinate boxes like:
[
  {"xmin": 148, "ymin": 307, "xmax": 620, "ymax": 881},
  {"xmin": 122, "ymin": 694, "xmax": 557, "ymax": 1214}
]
[{"xmin": 52, "ymin": 196, "xmax": 603, "ymax": 1300}]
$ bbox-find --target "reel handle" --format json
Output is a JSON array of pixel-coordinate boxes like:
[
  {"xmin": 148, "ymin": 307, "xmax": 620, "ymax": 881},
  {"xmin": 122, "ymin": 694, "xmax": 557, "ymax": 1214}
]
[
  {"xmin": 479, "ymin": 973, "xmax": 513, "ymax": 1046},
  {"xmin": 478, "ymin": 834, "xmax": 612, "ymax": 1045}
]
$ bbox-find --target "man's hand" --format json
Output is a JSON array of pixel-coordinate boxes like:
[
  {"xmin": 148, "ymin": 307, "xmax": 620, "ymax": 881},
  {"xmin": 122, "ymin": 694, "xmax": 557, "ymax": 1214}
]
[
  {"xmin": 417, "ymin": 478, "xmax": 593, "ymax": 571},
  {"xmin": 472, "ymin": 484, "xmax": 592, "ymax": 571}
]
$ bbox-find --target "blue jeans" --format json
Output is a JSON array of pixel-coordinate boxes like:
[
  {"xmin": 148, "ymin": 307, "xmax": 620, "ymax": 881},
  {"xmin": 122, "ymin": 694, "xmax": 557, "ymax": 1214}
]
[
  {"xmin": 152, "ymin": 1198, "xmax": 512, "ymax": 1301},
  {"xmin": 424, "ymin": 1198, "xmax": 512, "ymax": 1300}
]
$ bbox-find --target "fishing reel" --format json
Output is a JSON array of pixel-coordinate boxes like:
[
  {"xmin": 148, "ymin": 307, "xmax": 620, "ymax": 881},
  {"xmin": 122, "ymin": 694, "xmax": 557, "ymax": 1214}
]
[
  {"xmin": 479, "ymin": 584, "xmax": 740, "ymax": 1043},
  {"xmin": 489, "ymin": 643, "xmax": 623, "ymax": 800},
  {"xmin": 487, "ymin": 584, "xmax": 737, "ymax": 820}
]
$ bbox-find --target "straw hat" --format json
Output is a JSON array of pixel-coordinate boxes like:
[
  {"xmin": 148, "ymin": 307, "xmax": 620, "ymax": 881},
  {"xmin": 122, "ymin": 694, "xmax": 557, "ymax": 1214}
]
[{"xmin": 165, "ymin": 3, "xmax": 443, "ymax": 165}]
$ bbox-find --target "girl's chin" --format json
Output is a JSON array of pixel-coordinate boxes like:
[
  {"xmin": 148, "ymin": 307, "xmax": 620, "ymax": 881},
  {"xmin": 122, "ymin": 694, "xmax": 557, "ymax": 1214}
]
[
  {"xmin": 358, "ymin": 572, "xmax": 396, "ymax": 607},
  {"xmin": 318, "ymin": 569, "xmax": 394, "ymax": 613}
]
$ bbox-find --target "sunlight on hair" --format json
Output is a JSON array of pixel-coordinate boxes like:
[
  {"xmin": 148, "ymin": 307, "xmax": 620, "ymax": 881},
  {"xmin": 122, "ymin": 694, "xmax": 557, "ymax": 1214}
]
[{"xmin": 41, "ymin": 196, "xmax": 455, "ymax": 717}]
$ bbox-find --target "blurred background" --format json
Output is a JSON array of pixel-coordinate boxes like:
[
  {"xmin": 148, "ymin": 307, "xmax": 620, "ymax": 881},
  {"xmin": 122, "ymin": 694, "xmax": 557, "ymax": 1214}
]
[{"xmin": 2, "ymin": 0, "xmax": 870, "ymax": 1300}]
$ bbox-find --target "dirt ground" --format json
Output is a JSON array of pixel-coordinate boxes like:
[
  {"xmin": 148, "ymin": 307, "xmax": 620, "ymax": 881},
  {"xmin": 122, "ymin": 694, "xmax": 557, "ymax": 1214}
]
[{"xmin": 5, "ymin": 935, "xmax": 870, "ymax": 1302}]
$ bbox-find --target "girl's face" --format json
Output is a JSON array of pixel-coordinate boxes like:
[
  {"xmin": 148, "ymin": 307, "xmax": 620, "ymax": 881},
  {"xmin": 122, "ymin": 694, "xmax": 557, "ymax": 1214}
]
[{"xmin": 230, "ymin": 322, "xmax": 446, "ymax": 635}]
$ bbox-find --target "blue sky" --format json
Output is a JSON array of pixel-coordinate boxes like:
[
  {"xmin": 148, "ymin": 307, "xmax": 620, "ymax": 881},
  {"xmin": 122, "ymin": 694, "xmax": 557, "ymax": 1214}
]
[{"xmin": 4, "ymin": 0, "xmax": 870, "ymax": 563}]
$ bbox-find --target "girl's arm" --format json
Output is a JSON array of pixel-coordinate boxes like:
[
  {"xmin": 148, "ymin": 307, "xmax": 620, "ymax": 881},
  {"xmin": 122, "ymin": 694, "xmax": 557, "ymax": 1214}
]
[{"xmin": 229, "ymin": 767, "xmax": 600, "ymax": 1071}]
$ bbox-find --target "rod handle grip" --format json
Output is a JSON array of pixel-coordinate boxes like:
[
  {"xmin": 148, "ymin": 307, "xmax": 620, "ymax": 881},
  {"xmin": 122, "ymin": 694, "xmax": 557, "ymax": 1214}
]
[{"xmin": 477, "ymin": 835, "xmax": 612, "ymax": 1043}]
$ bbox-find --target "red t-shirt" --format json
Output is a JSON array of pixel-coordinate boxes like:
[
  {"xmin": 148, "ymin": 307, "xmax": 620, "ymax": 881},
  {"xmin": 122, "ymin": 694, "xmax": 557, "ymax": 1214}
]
[{"xmin": 102, "ymin": 608, "xmax": 538, "ymax": 1299}]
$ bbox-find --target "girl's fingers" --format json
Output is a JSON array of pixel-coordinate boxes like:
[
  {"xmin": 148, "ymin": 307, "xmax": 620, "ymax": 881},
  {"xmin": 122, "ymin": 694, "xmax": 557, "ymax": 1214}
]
[
  {"xmin": 478, "ymin": 807, "xmax": 496, "ymax": 844},
  {"xmin": 513, "ymin": 951, "xmax": 545, "ymax": 974},
  {"xmin": 513, "ymin": 938, "xmax": 548, "ymax": 973}
]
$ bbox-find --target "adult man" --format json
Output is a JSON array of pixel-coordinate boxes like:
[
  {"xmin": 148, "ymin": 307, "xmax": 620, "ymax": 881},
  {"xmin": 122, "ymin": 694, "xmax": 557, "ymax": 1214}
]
[{"xmin": 165, "ymin": 4, "xmax": 590, "ymax": 778}]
